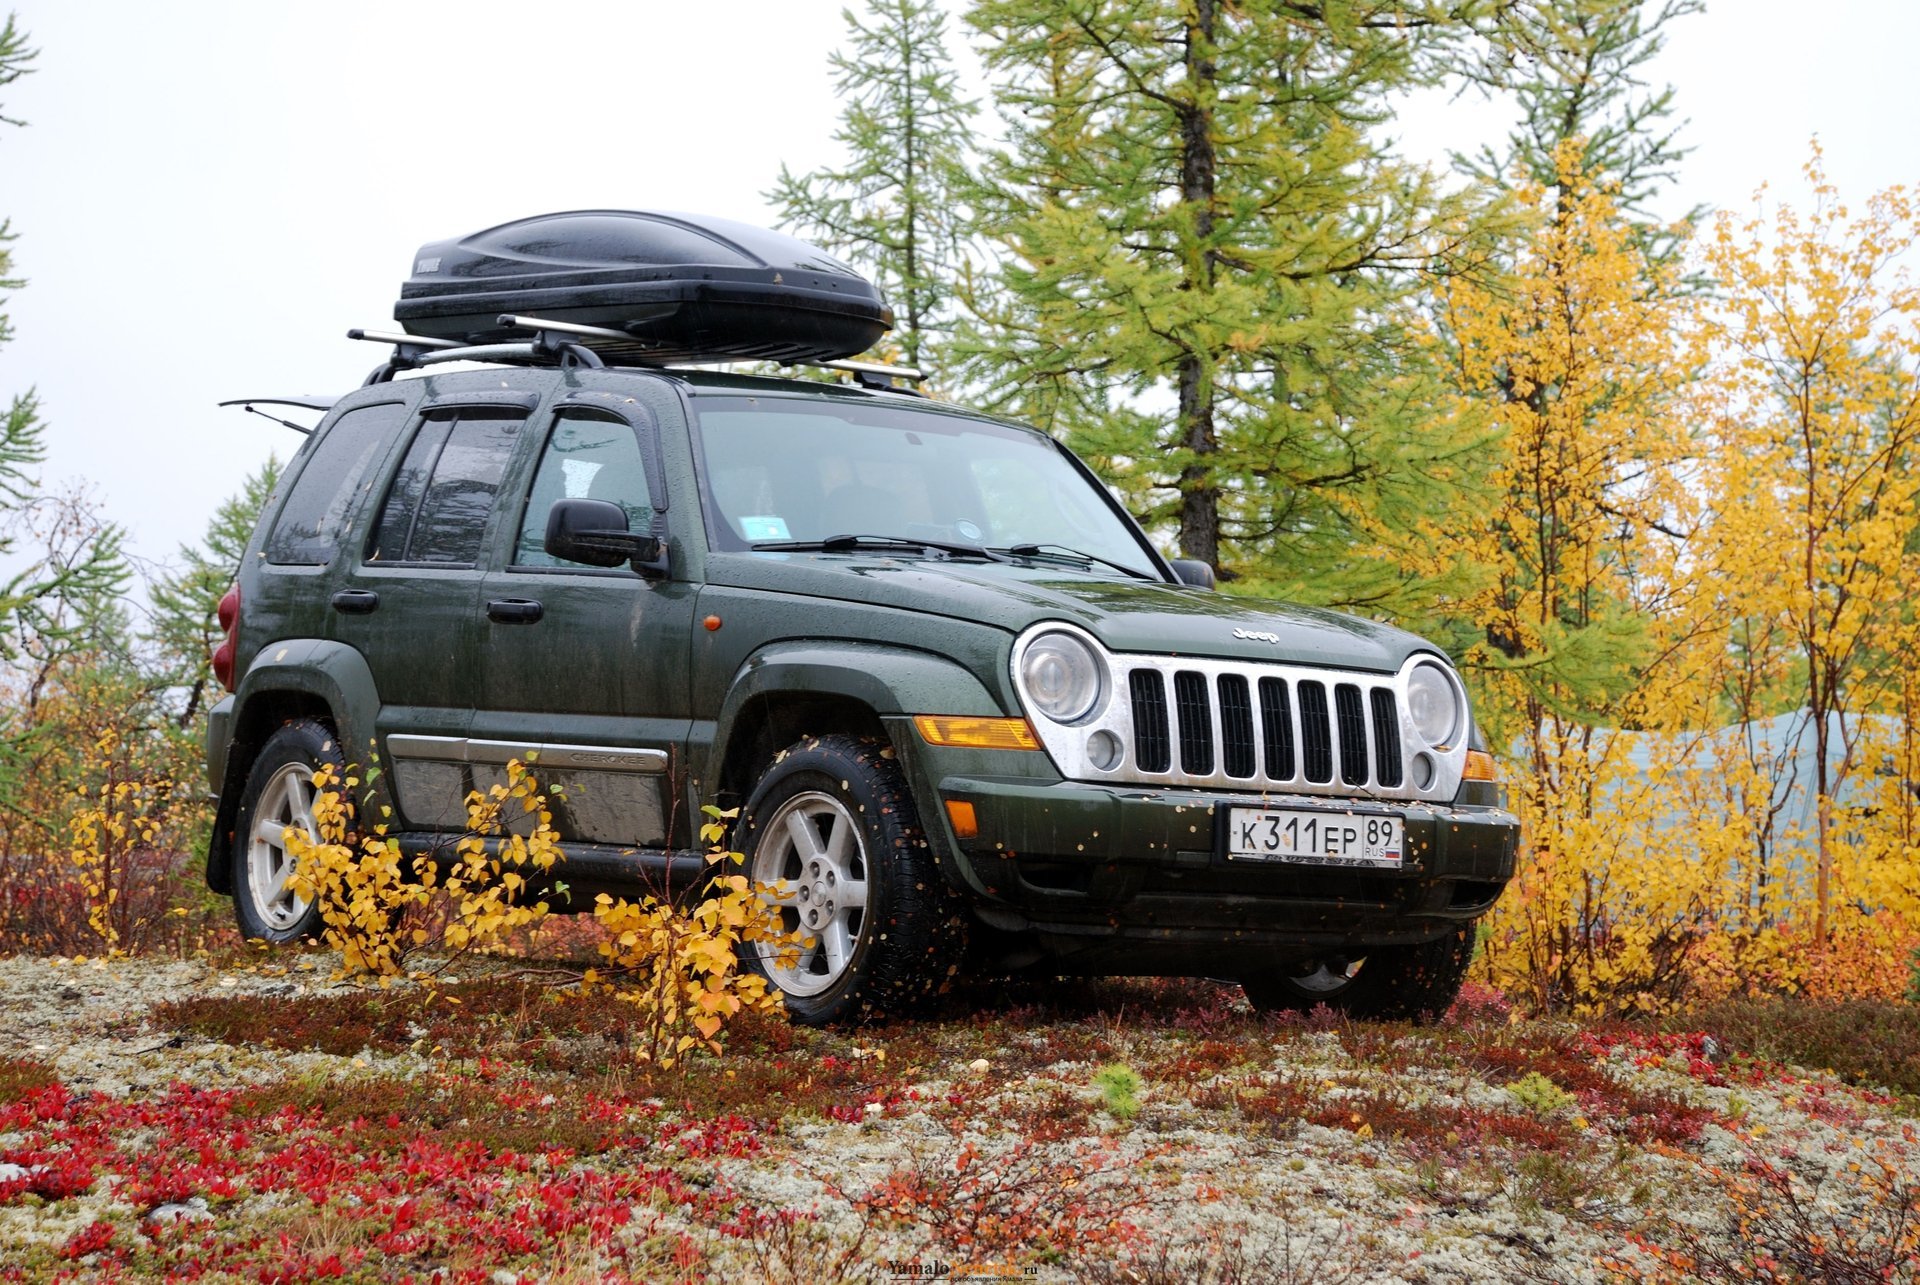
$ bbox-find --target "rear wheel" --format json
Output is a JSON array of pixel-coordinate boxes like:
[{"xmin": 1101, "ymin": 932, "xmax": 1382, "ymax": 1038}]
[
  {"xmin": 230, "ymin": 720, "xmax": 345, "ymax": 944},
  {"xmin": 1241, "ymin": 925, "xmax": 1474, "ymax": 1023},
  {"xmin": 737, "ymin": 734, "xmax": 966, "ymax": 1024}
]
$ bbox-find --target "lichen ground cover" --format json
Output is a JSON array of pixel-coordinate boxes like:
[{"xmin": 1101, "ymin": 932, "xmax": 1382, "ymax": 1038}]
[{"xmin": 1, "ymin": 956, "xmax": 1915, "ymax": 1282}]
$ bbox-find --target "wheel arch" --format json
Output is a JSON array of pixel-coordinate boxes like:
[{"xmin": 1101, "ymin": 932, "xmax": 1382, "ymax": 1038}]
[
  {"xmin": 205, "ymin": 640, "xmax": 380, "ymax": 893},
  {"xmin": 704, "ymin": 640, "xmax": 1005, "ymax": 812}
]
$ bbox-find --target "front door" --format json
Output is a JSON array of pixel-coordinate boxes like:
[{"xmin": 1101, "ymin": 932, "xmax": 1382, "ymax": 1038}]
[{"xmin": 468, "ymin": 400, "xmax": 696, "ymax": 849}]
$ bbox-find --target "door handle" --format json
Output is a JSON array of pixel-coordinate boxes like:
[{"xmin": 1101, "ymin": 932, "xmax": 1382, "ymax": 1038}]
[
  {"xmin": 486, "ymin": 598, "xmax": 544, "ymax": 624},
  {"xmin": 330, "ymin": 589, "xmax": 380, "ymax": 615}
]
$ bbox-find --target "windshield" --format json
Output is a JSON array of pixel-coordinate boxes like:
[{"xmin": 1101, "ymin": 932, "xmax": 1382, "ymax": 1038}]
[{"xmin": 691, "ymin": 394, "xmax": 1162, "ymax": 578}]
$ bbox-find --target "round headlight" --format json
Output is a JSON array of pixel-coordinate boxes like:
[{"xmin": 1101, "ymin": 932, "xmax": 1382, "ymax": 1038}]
[
  {"xmin": 1407, "ymin": 662, "xmax": 1462, "ymax": 747},
  {"xmin": 1020, "ymin": 631, "xmax": 1106, "ymax": 724}
]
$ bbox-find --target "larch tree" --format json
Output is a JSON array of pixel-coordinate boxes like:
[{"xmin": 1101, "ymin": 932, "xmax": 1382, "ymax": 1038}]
[
  {"xmin": 0, "ymin": 15, "xmax": 130, "ymax": 832},
  {"xmin": 1425, "ymin": 0, "xmax": 1701, "ymax": 717},
  {"xmin": 0, "ymin": 13, "xmax": 45, "ymax": 659},
  {"xmin": 1459, "ymin": 0, "xmax": 1701, "ymax": 259},
  {"xmin": 955, "ymin": 0, "xmax": 1500, "ymax": 606},
  {"xmin": 767, "ymin": 0, "xmax": 977, "ymax": 372},
  {"xmin": 148, "ymin": 457, "xmax": 281, "ymax": 728},
  {"xmin": 1442, "ymin": 144, "xmax": 1703, "ymax": 1011},
  {"xmin": 1423, "ymin": 0, "xmax": 1707, "ymax": 1011}
]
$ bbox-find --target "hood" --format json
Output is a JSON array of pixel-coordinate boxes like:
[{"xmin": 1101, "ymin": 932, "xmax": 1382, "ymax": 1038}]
[{"xmin": 711, "ymin": 552, "xmax": 1438, "ymax": 671}]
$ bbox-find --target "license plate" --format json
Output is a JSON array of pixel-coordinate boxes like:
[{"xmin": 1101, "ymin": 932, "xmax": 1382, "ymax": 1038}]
[{"xmin": 1225, "ymin": 808, "xmax": 1403, "ymax": 869}]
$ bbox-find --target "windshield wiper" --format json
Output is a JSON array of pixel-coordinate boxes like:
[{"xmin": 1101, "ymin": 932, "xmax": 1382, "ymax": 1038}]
[
  {"xmin": 753, "ymin": 534, "xmax": 1013, "ymax": 562},
  {"xmin": 998, "ymin": 542, "xmax": 1158, "ymax": 581}
]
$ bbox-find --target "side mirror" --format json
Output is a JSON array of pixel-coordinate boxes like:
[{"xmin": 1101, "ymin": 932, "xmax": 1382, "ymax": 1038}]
[
  {"xmin": 1169, "ymin": 558, "xmax": 1216, "ymax": 590},
  {"xmin": 544, "ymin": 498, "xmax": 669, "ymax": 578}
]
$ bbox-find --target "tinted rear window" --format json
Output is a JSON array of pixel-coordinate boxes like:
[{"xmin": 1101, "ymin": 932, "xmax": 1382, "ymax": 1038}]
[
  {"xmin": 366, "ymin": 408, "xmax": 524, "ymax": 565},
  {"xmin": 262, "ymin": 401, "xmax": 408, "ymax": 565}
]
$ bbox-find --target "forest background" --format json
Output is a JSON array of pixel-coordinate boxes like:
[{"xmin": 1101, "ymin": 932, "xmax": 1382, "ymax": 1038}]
[{"xmin": 2, "ymin": 0, "xmax": 1918, "ymax": 1017}]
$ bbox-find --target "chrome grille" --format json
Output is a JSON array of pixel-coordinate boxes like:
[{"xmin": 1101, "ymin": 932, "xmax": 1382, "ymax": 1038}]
[
  {"xmin": 1009, "ymin": 624, "xmax": 1471, "ymax": 805},
  {"xmin": 1121, "ymin": 663, "xmax": 1411, "ymax": 798}
]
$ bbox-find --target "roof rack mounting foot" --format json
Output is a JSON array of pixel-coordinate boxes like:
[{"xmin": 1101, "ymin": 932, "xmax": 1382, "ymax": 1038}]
[{"xmin": 801, "ymin": 358, "xmax": 929, "ymax": 395}]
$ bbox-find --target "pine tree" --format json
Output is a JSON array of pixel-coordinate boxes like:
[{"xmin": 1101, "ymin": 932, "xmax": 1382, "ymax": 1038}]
[
  {"xmin": 956, "ymin": 0, "xmax": 1498, "ymax": 604},
  {"xmin": 767, "ymin": 0, "xmax": 976, "ymax": 371},
  {"xmin": 147, "ymin": 458, "xmax": 281, "ymax": 727}
]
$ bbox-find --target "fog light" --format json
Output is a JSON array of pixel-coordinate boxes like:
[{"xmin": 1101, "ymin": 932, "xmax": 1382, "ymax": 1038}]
[
  {"xmin": 1410, "ymin": 752, "xmax": 1435, "ymax": 790},
  {"xmin": 1086, "ymin": 729, "xmax": 1123, "ymax": 771}
]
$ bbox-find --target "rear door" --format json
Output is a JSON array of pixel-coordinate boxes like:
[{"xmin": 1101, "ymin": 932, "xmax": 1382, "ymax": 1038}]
[
  {"xmin": 469, "ymin": 392, "xmax": 696, "ymax": 849},
  {"xmin": 328, "ymin": 386, "xmax": 541, "ymax": 830},
  {"xmin": 249, "ymin": 390, "xmax": 419, "ymax": 651}
]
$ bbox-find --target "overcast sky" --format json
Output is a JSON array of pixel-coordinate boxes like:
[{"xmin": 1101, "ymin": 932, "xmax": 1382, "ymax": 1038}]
[{"xmin": 3, "ymin": 0, "xmax": 1917, "ymax": 585}]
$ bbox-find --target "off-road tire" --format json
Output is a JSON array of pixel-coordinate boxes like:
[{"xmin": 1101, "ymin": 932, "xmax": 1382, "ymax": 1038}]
[
  {"xmin": 230, "ymin": 719, "xmax": 348, "ymax": 944},
  {"xmin": 1241, "ymin": 924, "xmax": 1474, "ymax": 1024},
  {"xmin": 737, "ymin": 733, "xmax": 967, "ymax": 1025}
]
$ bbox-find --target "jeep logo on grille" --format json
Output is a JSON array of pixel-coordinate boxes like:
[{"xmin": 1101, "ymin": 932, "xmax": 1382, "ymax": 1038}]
[{"xmin": 1233, "ymin": 628, "xmax": 1281, "ymax": 644}]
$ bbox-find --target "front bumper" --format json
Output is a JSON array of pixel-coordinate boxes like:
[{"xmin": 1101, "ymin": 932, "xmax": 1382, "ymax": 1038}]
[{"xmin": 892, "ymin": 724, "xmax": 1519, "ymax": 973}]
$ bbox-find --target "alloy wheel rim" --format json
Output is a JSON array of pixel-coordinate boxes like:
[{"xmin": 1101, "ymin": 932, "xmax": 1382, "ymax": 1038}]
[
  {"xmin": 750, "ymin": 791, "xmax": 870, "ymax": 997},
  {"xmin": 1289, "ymin": 957, "xmax": 1364, "ymax": 996},
  {"xmin": 246, "ymin": 762, "xmax": 318, "ymax": 932}
]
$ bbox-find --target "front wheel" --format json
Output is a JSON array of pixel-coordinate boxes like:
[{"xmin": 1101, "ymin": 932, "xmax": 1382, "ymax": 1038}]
[
  {"xmin": 1241, "ymin": 924, "xmax": 1474, "ymax": 1023},
  {"xmin": 737, "ymin": 734, "xmax": 966, "ymax": 1025}
]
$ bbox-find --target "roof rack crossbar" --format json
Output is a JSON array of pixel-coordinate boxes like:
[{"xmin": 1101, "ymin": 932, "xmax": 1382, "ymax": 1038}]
[
  {"xmin": 353, "ymin": 324, "xmax": 604, "ymax": 384},
  {"xmin": 347, "ymin": 327, "xmax": 463, "ymax": 350},
  {"xmin": 495, "ymin": 313, "xmax": 635, "ymax": 343},
  {"xmin": 816, "ymin": 358, "xmax": 926, "ymax": 383}
]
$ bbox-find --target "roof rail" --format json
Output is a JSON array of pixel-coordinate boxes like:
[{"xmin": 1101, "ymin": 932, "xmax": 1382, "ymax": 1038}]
[{"xmin": 348, "ymin": 318, "xmax": 928, "ymax": 393}]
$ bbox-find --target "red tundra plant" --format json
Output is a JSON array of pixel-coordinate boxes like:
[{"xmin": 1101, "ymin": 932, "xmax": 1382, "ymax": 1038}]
[{"xmin": 1447, "ymin": 980, "xmax": 1514, "ymax": 1025}]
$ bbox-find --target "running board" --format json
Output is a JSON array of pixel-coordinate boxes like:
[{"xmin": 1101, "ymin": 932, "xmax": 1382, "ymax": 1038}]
[{"xmin": 392, "ymin": 835, "xmax": 711, "ymax": 909}]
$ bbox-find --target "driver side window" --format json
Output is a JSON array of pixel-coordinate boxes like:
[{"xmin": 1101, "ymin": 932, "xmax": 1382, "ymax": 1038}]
[{"xmin": 515, "ymin": 411, "xmax": 654, "ymax": 567}]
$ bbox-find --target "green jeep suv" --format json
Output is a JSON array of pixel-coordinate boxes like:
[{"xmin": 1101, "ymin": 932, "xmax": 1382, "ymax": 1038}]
[{"xmin": 205, "ymin": 210, "xmax": 1518, "ymax": 1024}]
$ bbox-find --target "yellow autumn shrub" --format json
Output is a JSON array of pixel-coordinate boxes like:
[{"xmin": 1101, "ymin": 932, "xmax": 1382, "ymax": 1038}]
[
  {"xmin": 1446, "ymin": 143, "xmax": 1920, "ymax": 1013},
  {"xmin": 287, "ymin": 772, "xmax": 794, "ymax": 1061},
  {"xmin": 585, "ymin": 806, "xmax": 794, "ymax": 1068},
  {"xmin": 286, "ymin": 757, "xmax": 560, "ymax": 980}
]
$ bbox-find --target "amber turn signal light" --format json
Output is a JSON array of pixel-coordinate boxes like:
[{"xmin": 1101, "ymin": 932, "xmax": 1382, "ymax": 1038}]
[
  {"xmin": 913, "ymin": 715, "xmax": 1042, "ymax": 751},
  {"xmin": 944, "ymin": 799, "xmax": 979, "ymax": 839},
  {"xmin": 1463, "ymin": 749, "xmax": 1499, "ymax": 782}
]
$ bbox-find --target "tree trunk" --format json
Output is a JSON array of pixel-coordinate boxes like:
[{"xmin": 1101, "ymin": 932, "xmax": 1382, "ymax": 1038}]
[
  {"xmin": 1811, "ymin": 686, "xmax": 1831, "ymax": 945},
  {"xmin": 1175, "ymin": 0, "xmax": 1219, "ymax": 569}
]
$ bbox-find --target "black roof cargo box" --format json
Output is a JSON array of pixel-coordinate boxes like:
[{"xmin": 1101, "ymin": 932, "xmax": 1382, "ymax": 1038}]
[{"xmin": 393, "ymin": 210, "xmax": 893, "ymax": 365}]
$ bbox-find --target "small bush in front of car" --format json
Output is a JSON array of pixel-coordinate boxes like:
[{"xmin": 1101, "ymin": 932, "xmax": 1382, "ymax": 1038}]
[
  {"xmin": 286, "ymin": 758, "xmax": 560, "ymax": 979},
  {"xmin": 585, "ymin": 806, "xmax": 796, "ymax": 1069}
]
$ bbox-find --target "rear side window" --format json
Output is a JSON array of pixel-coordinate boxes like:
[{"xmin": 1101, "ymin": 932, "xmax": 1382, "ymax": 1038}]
[
  {"xmin": 366, "ymin": 408, "xmax": 525, "ymax": 565},
  {"xmin": 514, "ymin": 411, "xmax": 653, "ymax": 567},
  {"xmin": 263, "ymin": 401, "xmax": 408, "ymax": 565}
]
